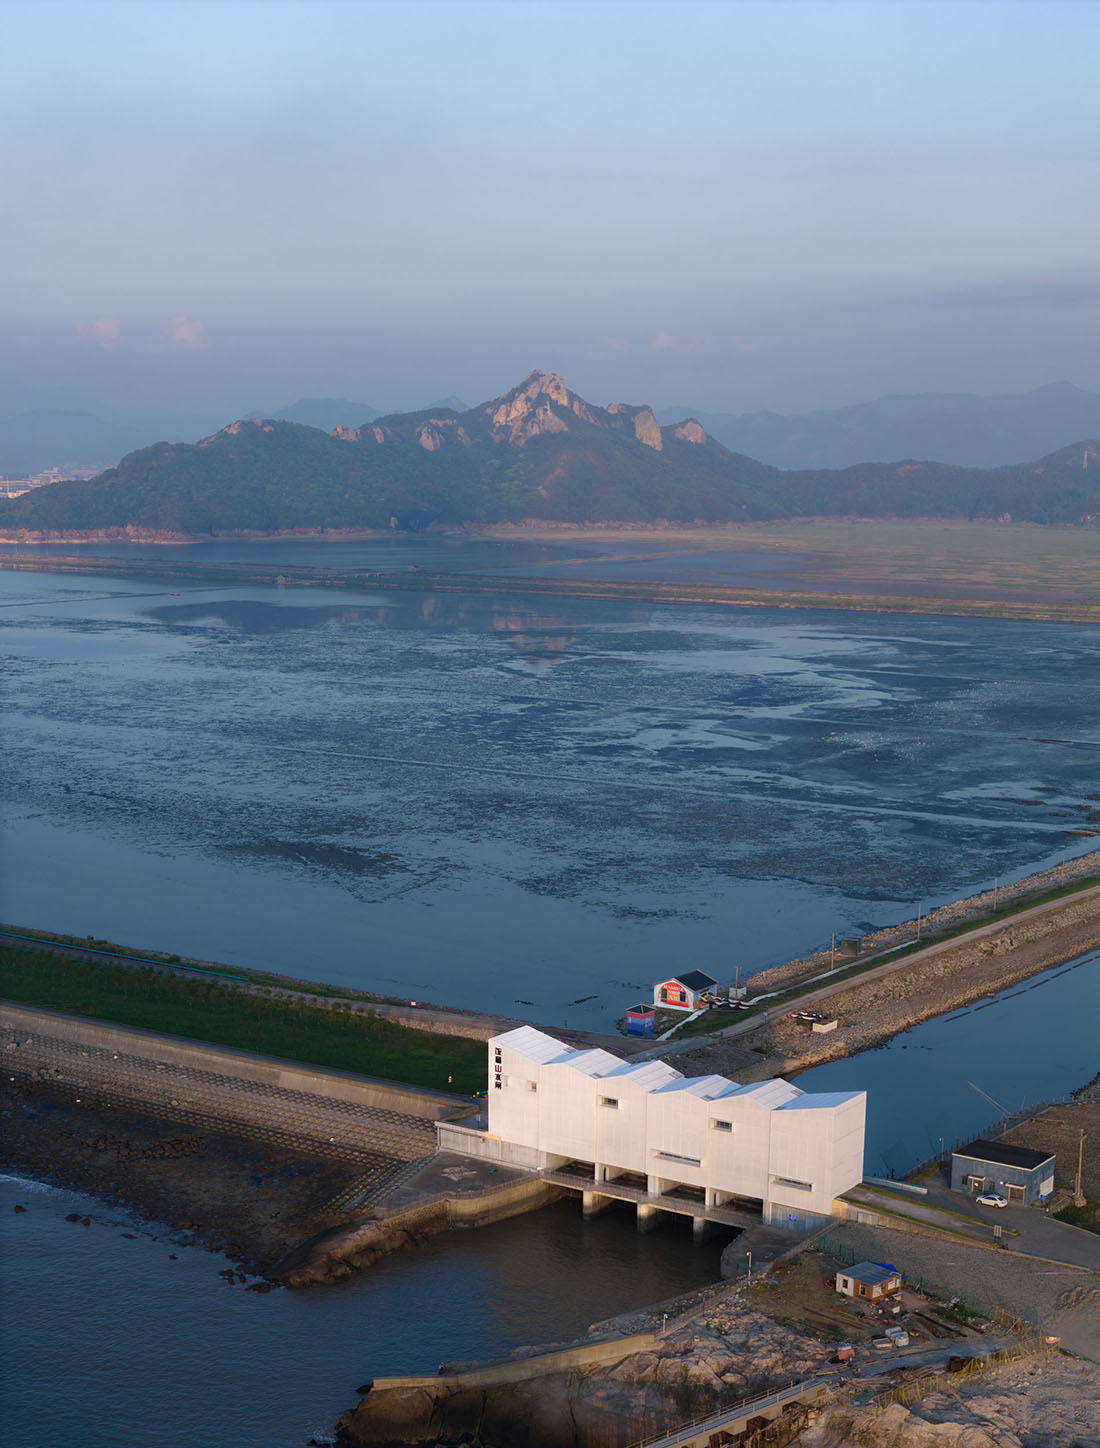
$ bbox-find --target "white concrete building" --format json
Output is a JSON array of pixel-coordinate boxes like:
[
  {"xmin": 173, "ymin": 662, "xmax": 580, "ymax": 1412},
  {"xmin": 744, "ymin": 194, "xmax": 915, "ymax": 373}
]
[{"xmin": 476, "ymin": 1026, "xmax": 865, "ymax": 1230}]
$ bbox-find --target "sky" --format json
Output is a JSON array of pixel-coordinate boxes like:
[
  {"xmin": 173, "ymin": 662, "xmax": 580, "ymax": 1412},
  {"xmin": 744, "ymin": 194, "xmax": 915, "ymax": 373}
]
[{"xmin": 2, "ymin": 0, "xmax": 1099, "ymax": 428}]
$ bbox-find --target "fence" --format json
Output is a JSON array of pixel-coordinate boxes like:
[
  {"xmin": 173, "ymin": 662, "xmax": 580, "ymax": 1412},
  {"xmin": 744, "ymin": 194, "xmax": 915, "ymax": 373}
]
[
  {"xmin": 901, "ymin": 1095, "xmax": 1075, "ymax": 1184},
  {"xmin": 841, "ymin": 1335, "xmax": 1058, "ymax": 1412}
]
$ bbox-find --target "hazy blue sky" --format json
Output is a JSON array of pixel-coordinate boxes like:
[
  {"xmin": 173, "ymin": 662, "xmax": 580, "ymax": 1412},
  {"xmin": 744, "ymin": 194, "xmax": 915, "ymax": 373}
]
[{"xmin": 2, "ymin": 0, "xmax": 1098, "ymax": 424}]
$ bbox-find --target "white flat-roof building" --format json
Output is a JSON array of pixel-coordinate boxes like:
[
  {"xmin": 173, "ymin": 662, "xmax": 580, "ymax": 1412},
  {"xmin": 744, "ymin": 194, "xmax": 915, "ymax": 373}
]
[{"xmin": 477, "ymin": 1026, "xmax": 865, "ymax": 1231}]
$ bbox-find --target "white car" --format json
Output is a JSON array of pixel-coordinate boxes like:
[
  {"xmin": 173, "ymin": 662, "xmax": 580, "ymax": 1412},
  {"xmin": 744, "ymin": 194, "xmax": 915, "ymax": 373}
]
[{"xmin": 976, "ymin": 1193, "xmax": 1008, "ymax": 1208}]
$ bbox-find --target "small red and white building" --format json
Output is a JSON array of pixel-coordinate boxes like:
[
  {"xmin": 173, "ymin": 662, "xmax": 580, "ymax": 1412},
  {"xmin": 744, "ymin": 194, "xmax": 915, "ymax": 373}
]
[
  {"xmin": 653, "ymin": 970, "xmax": 718, "ymax": 1012},
  {"xmin": 835, "ymin": 1262, "xmax": 902, "ymax": 1302}
]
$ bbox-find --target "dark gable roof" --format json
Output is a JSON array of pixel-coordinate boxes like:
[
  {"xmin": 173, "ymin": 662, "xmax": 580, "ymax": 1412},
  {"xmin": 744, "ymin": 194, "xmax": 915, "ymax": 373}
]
[
  {"xmin": 955, "ymin": 1138, "xmax": 1054, "ymax": 1171},
  {"xmin": 670, "ymin": 970, "xmax": 718, "ymax": 991},
  {"xmin": 846, "ymin": 1261, "xmax": 900, "ymax": 1286}
]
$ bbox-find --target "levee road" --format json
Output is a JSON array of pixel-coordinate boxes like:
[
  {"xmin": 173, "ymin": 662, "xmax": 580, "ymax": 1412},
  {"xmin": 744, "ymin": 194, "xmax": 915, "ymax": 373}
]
[{"xmin": 664, "ymin": 883, "xmax": 1100, "ymax": 1083}]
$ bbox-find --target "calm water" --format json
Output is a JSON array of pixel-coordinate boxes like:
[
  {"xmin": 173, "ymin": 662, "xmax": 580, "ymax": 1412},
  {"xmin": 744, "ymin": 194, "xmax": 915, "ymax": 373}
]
[
  {"xmin": 3, "ymin": 559, "xmax": 1099, "ymax": 1028},
  {"xmin": 0, "ymin": 1175, "xmax": 726, "ymax": 1448},
  {"xmin": 3, "ymin": 543, "xmax": 1099, "ymax": 1444},
  {"xmin": 796, "ymin": 949, "xmax": 1100, "ymax": 1176}
]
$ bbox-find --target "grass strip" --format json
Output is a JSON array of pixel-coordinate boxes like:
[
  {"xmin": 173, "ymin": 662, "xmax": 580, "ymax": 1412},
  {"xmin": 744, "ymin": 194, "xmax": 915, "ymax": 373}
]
[{"xmin": 1, "ymin": 944, "xmax": 485, "ymax": 1094}]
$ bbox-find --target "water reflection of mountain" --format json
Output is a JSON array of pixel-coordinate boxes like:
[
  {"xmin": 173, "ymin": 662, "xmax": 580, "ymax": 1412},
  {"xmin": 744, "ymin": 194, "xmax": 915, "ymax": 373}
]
[{"xmin": 147, "ymin": 592, "xmax": 654, "ymax": 663}]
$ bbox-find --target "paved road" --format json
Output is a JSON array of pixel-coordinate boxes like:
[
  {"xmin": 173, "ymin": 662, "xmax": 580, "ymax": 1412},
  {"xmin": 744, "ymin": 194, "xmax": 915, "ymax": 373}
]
[{"xmin": 917, "ymin": 1179, "xmax": 1100, "ymax": 1274}]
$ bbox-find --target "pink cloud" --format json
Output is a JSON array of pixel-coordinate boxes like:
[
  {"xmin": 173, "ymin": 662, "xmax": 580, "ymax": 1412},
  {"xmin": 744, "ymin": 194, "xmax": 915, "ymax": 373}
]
[
  {"xmin": 651, "ymin": 330, "xmax": 679, "ymax": 351},
  {"xmin": 587, "ymin": 336, "xmax": 627, "ymax": 355},
  {"xmin": 169, "ymin": 315, "xmax": 205, "ymax": 347},
  {"xmin": 79, "ymin": 316, "xmax": 122, "ymax": 345}
]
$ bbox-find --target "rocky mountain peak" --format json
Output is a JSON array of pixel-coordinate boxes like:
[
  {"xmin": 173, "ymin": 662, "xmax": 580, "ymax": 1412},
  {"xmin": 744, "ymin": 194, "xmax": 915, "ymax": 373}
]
[
  {"xmin": 673, "ymin": 419, "xmax": 708, "ymax": 445},
  {"xmin": 486, "ymin": 370, "xmax": 598, "ymax": 445},
  {"xmin": 607, "ymin": 402, "xmax": 663, "ymax": 451}
]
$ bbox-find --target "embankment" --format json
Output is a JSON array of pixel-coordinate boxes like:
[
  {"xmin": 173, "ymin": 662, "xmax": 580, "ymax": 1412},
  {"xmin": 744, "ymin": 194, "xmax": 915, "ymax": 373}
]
[
  {"xmin": 673, "ymin": 886, "xmax": 1100, "ymax": 1084},
  {"xmin": 743, "ymin": 850, "xmax": 1100, "ymax": 1001},
  {"xmin": 0, "ymin": 1002, "xmax": 469, "ymax": 1270}
]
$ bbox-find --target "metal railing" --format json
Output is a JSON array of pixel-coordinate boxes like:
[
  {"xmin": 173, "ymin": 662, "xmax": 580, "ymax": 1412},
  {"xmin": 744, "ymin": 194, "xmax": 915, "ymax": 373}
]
[{"xmin": 625, "ymin": 1378, "xmax": 819, "ymax": 1448}]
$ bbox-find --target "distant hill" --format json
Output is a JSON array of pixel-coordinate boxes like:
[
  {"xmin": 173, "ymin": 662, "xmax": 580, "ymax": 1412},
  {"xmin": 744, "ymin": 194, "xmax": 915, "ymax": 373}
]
[
  {"xmin": 0, "ymin": 408, "xmax": 154, "ymax": 476},
  {"xmin": 1, "ymin": 371, "xmax": 1097, "ymax": 537},
  {"xmin": 253, "ymin": 397, "xmax": 383, "ymax": 431},
  {"xmin": 658, "ymin": 382, "xmax": 1100, "ymax": 470}
]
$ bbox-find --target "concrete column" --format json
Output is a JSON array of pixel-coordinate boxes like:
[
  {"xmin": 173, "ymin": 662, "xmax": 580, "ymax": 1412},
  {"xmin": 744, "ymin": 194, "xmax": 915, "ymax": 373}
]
[
  {"xmin": 582, "ymin": 1190, "xmax": 614, "ymax": 1219},
  {"xmin": 693, "ymin": 1215, "xmax": 711, "ymax": 1245},
  {"xmin": 636, "ymin": 1203, "xmax": 664, "ymax": 1234}
]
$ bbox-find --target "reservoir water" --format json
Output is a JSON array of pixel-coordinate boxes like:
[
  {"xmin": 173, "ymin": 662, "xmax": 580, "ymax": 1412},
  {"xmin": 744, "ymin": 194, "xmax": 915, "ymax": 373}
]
[
  {"xmin": 2, "ymin": 542, "xmax": 1098, "ymax": 1444},
  {"xmin": 0, "ymin": 1175, "xmax": 726, "ymax": 1448},
  {"xmin": 3, "ymin": 552, "xmax": 1099, "ymax": 1028}
]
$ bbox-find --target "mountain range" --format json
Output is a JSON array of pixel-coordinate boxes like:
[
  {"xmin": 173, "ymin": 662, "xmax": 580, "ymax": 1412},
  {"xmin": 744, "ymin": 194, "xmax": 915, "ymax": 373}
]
[
  {"xmin": 0, "ymin": 409, "xmax": 156, "ymax": 476},
  {"xmin": 4, "ymin": 379, "xmax": 1098, "ymax": 479},
  {"xmin": 658, "ymin": 381, "xmax": 1100, "ymax": 470},
  {"xmin": 1, "ymin": 371, "xmax": 1097, "ymax": 537}
]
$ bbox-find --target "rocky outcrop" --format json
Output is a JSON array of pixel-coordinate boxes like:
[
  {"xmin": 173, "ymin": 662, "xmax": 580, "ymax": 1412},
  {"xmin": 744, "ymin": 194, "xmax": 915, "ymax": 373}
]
[
  {"xmin": 798, "ymin": 1355, "xmax": 1100, "ymax": 1448},
  {"xmin": 674, "ymin": 419, "xmax": 707, "ymax": 444},
  {"xmin": 606, "ymin": 402, "xmax": 663, "ymax": 451},
  {"xmin": 801, "ymin": 1404, "xmax": 1011, "ymax": 1448},
  {"xmin": 339, "ymin": 1301, "xmax": 824, "ymax": 1448}
]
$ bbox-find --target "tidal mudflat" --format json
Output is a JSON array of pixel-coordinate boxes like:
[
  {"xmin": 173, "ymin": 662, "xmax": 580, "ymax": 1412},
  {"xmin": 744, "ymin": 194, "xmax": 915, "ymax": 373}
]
[{"xmin": 2, "ymin": 558, "xmax": 1098, "ymax": 1029}]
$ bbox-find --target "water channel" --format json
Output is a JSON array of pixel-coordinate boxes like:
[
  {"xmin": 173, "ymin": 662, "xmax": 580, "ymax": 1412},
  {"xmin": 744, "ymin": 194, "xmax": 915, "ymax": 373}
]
[{"xmin": 796, "ymin": 949, "xmax": 1100, "ymax": 1176}]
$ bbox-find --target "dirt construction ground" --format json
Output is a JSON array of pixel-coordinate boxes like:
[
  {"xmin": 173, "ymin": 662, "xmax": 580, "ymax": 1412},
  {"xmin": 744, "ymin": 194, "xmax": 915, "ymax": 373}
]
[{"xmin": 819, "ymin": 1220, "xmax": 1100, "ymax": 1363}]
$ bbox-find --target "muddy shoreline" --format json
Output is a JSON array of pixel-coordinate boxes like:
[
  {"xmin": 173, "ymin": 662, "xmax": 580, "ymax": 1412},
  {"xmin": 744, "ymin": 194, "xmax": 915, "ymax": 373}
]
[
  {"xmin": 0, "ymin": 1077, "xmax": 366, "ymax": 1275},
  {"xmin": 3, "ymin": 549, "xmax": 1098, "ymax": 623}
]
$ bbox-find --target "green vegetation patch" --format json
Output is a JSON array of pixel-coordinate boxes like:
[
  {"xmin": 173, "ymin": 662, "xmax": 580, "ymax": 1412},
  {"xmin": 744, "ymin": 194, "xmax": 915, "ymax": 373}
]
[
  {"xmin": 1053, "ymin": 1200, "xmax": 1100, "ymax": 1236},
  {"xmin": 0, "ymin": 945, "xmax": 484, "ymax": 1094}
]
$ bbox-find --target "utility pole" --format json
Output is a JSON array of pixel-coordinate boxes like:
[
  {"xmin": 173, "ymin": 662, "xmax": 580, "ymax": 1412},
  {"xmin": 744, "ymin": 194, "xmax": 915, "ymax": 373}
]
[
  {"xmin": 993, "ymin": 876, "xmax": 998, "ymax": 912},
  {"xmin": 916, "ymin": 902, "xmax": 922, "ymax": 940},
  {"xmin": 830, "ymin": 931, "xmax": 836, "ymax": 968},
  {"xmin": 1075, "ymin": 1130, "xmax": 1087, "ymax": 1207}
]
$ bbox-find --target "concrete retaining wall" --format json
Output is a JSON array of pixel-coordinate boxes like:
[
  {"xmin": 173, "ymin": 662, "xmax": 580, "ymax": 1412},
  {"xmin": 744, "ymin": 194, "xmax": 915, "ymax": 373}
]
[
  {"xmin": 372, "ymin": 1329, "xmax": 658, "ymax": 1391},
  {"xmin": 1, "ymin": 1001, "xmax": 467, "ymax": 1122},
  {"xmin": 279, "ymin": 1173, "xmax": 563, "ymax": 1285},
  {"xmin": 436, "ymin": 1121, "xmax": 543, "ymax": 1167}
]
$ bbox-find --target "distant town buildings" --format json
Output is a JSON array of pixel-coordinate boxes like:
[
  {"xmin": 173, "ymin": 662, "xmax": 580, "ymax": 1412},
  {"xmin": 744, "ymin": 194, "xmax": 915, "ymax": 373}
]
[{"xmin": 0, "ymin": 465, "xmax": 100, "ymax": 497}]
